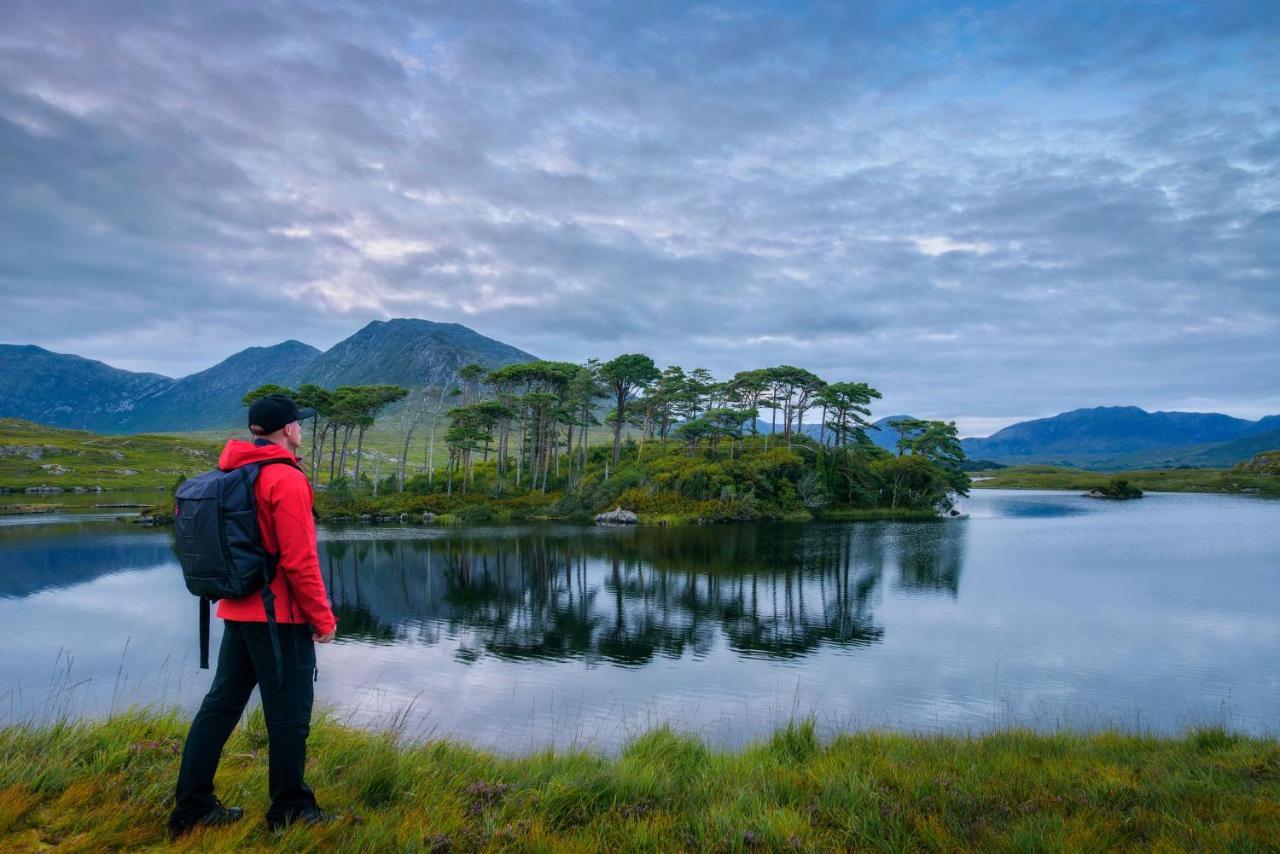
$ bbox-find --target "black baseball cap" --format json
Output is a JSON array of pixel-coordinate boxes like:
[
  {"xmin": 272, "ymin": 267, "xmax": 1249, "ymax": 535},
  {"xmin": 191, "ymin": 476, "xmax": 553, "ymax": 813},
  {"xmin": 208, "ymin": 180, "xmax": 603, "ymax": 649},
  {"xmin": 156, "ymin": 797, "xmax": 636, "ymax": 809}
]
[{"xmin": 248, "ymin": 393, "xmax": 315, "ymax": 436}]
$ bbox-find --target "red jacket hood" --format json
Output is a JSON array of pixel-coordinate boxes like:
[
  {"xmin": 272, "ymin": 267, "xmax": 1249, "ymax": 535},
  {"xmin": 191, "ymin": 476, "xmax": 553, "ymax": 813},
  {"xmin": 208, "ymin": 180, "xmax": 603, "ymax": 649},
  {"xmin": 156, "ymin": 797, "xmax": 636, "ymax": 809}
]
[{"xmin": 218, "ymin": 438, "xmax": 302, "ymax": 471}]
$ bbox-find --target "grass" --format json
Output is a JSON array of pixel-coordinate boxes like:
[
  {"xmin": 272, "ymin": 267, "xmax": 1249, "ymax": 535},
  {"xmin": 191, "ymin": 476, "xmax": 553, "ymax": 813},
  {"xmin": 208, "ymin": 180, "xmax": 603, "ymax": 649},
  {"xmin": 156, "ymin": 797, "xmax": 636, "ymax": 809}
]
[
  {"xmin": 0, "ymin": 713, "xmax": 1276, "ymax": 851},
  {"xmin": 0, "ymin": 419, "xmax": 221, "ymax": 493},
  {"xmin": 972, "ymin": 465, "xmax": 1280, "ymax": 496}
]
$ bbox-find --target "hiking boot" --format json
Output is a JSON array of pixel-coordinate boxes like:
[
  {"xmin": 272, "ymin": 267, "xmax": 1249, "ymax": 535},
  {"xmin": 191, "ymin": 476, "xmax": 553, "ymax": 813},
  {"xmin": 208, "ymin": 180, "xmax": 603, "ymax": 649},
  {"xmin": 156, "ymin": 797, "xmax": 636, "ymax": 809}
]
[
  {"xmin": 168, "ymin": 802, "xmax": 244, "ymax": 838},
  {"xmin": 267, "ymin": 806, "xmax": 341, "ymax": 832}
]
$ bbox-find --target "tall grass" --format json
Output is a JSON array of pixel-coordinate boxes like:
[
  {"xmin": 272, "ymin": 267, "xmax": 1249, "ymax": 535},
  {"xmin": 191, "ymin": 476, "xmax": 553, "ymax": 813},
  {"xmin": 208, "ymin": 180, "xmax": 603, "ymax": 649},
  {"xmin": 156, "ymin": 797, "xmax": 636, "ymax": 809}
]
[{"xmin": 0, "ymin": 712, "xmax": 1276, "ymax": 850}]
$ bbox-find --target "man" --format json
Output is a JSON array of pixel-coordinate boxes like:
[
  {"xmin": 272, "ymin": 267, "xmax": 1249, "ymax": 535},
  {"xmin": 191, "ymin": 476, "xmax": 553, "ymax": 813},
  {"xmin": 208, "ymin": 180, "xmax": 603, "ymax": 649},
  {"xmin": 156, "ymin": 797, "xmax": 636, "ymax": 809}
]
[{"xmin": 168, "ymin": 393, "xmax": 339, "ymax": 837}]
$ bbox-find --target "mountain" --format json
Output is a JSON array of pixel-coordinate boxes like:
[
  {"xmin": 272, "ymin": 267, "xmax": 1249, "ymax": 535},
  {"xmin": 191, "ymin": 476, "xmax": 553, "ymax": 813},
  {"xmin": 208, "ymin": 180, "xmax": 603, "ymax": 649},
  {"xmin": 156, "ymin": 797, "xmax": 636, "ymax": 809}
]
[
  {"xmin": 0, "ymin": 344, "xmax": 172, "ymax": 432},
  {"xmin": 300, "ymin": 319, "xmax": 534, "ymax": 389},
  {"xmin": 961, "ymin": 407, "xmax": 1279, "ymax": 468},
  {"xmin": 0, "ymin": 318, "xmax": 535, "ymax": 433},
  {"xmin": 120, "ymin": 340, "xmax": 322, "ymax": 432}
]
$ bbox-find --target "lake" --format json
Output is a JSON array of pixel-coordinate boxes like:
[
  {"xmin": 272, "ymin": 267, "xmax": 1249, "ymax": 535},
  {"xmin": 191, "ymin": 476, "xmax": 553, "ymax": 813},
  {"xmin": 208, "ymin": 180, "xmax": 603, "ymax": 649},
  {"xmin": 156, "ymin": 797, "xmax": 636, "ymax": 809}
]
[{"xmin": 1, "ymin": 489, "xmax": 1276, "ymax": 751}]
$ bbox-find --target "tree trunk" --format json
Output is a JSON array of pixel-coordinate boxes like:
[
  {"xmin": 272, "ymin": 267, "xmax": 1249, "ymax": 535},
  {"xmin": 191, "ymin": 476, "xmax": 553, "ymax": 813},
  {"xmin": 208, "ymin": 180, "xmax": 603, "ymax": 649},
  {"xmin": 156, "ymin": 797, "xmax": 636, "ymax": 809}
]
[
  {"xmin": 542, "ymin": 427, "xmax": 552, "ymax": 493},
  {"xmin": 308, "ymin": 417, "xmax": 319, "ymax": 476},
  {"xmin": 312, "ymin": 421, "xmax": 329, "ymax": 487},
  {"xmin": 353, "ymin": 426, "xmax": 366, "ymax": 490},
  {"xmin": 337, "ymin": 426, "xmax": 353, "ymax": 482},
  {"xmin": 565, "ymin": 422, "xmax": 574, "ymax": 483},
  {"xmin": 611, "ymin": 387, "xmax": 625, "ymax": 466},
  {"xmin": 516, "ymin": 417, "xmax": 525, "ymax": 488},
  {"xmin": 399, "ymin": 420, "xmax": 419, "ymax": 492},
  {"xmin": 637, "ymin": 407, "xmax": 651, "ymax": 460}
]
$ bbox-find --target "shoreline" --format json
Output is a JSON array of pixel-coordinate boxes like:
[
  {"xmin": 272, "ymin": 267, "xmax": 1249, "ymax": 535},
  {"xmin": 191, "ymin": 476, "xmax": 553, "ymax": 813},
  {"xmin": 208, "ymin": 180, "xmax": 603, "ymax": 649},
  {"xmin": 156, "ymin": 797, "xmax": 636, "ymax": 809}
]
[
  {"xmin": 315, "ymin": 505, "xmax": 945, "ymax": 527},
  {"xmin": 1, "ymin": 711, "xmax": 1275, "ymax": 849}
]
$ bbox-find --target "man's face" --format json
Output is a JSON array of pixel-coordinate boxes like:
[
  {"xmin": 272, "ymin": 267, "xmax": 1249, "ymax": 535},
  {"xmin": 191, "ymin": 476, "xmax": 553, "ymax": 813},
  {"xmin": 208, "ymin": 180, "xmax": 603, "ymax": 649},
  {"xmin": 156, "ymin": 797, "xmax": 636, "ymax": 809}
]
[{"xmin": 283, "ymin": 420, "xmax": 303, "ymax": 453}]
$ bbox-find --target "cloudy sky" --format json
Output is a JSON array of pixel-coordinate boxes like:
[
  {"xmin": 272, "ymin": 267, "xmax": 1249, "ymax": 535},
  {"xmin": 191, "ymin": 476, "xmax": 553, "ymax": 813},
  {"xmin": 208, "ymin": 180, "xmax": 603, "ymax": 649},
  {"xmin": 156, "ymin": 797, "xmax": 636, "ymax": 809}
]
[{"xmin": 1, "ymin": 1, "xmax": 1276, "ymax": 435}]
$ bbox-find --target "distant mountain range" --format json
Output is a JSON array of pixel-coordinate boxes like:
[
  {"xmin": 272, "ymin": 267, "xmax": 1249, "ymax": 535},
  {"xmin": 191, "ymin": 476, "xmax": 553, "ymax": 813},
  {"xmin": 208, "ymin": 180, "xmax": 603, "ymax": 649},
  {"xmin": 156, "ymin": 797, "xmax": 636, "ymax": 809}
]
[
  {"xmin": 960, "ymin": 406, "xmax": 1280, "ymax": 469},
  {"xmin": 2, "ymin": 326, "xmax": 1276, "ymax": 468},
  {"xmin": 0, "ymin": 318, "xmax": 534, "ymax": 433},
  {"xmin": 757, "ymin": 408, "xmax": 1279, "ymax": 469}
]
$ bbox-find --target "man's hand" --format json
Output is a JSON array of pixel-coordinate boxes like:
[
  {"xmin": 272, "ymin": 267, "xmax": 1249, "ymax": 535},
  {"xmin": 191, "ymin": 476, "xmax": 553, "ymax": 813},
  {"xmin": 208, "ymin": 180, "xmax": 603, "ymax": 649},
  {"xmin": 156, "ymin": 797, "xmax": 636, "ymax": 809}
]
[{"xmin": 313, "ymin": 628, "xmax": 336, "ymax": 643}]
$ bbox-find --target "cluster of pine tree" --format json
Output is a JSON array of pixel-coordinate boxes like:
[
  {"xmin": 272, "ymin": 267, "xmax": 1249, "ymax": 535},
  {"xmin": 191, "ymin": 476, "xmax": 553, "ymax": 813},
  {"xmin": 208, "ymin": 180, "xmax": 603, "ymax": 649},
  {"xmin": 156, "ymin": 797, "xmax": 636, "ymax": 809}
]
[{"xmin": 245, "ymin": 355, "xmax": 968, "ymax": 517}]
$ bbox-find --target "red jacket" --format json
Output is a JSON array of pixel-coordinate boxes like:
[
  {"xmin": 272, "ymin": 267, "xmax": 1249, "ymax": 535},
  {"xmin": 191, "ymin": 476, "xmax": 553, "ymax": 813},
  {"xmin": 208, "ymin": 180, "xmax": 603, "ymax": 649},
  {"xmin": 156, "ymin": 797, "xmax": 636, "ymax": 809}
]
[{"xmin": 213, "ymin": 439, "xmax": 337, "ymax": 635}]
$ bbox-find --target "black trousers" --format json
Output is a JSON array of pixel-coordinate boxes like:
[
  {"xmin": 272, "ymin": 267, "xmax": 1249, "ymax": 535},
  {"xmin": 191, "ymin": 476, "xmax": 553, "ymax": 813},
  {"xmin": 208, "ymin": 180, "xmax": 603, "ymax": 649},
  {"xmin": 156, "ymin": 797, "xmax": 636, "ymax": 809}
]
[{"xmin": 171, "ymin": 620, "xmax": 319, "ymax": 826}]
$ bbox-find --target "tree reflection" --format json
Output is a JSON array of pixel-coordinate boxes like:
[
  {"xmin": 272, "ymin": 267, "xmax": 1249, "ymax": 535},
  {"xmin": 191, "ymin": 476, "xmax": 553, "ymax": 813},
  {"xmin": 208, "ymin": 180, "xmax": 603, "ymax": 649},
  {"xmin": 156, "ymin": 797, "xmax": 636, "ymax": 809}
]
[{"xmin": 318, "ymin": 521, "xmax": 967, "ymax": 664}]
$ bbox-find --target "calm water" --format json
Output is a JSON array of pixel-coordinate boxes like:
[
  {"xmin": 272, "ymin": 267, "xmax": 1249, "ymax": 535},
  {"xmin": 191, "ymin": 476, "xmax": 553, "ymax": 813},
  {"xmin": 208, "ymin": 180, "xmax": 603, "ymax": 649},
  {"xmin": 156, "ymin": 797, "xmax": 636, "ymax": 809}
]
[{"xmin": 1, "ymin": 490, "xmax": 1277, "ymax": 751}]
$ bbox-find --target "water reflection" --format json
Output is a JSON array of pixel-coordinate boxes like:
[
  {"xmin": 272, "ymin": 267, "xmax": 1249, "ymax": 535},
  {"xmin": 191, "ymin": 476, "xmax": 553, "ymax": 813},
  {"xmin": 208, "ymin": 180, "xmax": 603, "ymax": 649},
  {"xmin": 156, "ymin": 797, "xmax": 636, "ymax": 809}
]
[
  {"xmin": 320, "ymin": 522, "xmax": 967, "ymax": 665},
  {"xmin": 4, "ymin": 491, "xmax": 1279, "ymax": 742},
  {"xmin": 0, "ymin": 520, "xmax": 171, "ymax": 598}
]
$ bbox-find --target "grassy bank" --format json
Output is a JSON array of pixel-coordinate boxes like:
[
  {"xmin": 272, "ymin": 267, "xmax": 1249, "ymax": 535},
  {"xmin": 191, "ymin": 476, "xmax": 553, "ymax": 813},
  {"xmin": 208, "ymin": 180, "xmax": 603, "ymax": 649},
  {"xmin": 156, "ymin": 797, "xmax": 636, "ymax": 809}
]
[
  {"xmin": 972, "ymin": 465, "xmax": 1280, "ymax": 496},
  {"xmin": 0, "ymin": 713, "xmax": 1276, "ymax": 851}
]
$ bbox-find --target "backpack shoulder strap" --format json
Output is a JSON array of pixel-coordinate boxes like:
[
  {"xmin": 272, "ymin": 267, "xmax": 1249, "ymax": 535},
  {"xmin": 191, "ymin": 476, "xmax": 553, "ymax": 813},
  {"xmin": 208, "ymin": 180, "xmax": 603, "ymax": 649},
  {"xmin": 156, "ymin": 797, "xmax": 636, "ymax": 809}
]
[
  {"xmin": 199, "ymin": 596, "xmax": 211, "ymax": 670},
  {"xmin": 257, "ymin": 457, "xmax": 303, "ymax": 472}
]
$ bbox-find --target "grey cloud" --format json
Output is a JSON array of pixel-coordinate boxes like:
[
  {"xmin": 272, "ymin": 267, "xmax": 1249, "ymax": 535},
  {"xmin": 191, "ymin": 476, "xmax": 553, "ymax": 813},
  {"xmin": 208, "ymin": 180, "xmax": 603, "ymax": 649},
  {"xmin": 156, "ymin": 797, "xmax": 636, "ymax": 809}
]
[{"xmin": 0, "ymin": 0, "xmax": 1276, "ymax": 430}]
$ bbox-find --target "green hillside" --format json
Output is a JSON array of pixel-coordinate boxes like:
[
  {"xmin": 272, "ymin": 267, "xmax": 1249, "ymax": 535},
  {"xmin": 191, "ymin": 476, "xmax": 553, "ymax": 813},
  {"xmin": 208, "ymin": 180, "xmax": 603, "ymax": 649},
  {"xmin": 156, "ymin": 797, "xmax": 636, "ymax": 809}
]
[
  {"xmin": 1099, "ymin": 427, "xmax": 1280, "ymax": 470},
  {"xmin": 0, "ymin": 419, "xmax": 220, "ymax": 493},
  {"xmin": 971, "ymin": 464, "xmax": 1280, "ymax": 496}
]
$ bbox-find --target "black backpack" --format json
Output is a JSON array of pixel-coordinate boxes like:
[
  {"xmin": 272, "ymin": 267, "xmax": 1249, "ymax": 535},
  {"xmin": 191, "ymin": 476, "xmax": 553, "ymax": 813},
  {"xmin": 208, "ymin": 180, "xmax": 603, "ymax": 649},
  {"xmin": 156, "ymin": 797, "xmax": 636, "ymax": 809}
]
[{"xmin": 173, "ymin": 459, "xmax": 295, "ymax": 684}]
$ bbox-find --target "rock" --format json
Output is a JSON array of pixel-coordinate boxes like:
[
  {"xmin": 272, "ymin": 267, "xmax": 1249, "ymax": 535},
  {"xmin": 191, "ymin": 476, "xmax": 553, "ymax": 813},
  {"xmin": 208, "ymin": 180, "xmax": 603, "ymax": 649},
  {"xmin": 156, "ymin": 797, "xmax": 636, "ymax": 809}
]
[
  {"xmin": 25, "ymin": 486, "xmax": 65, "ymax": 494},
  {"xmin": 1233, "ymin": 451, "xmax": 1280, "ymax": 477},
  {"xmin": 0, "ymin": 445, "xmax": 47, "ymax": 461},
  {"xmin": 360, "ymin": 513, "xmax": 373, "ymax": 523},
  {"xmin": 399, "ymin": 512, "xmax": 410, "ymax": 522},
  {"xmin": 113, "ymin": 469, "xmax": 140, "ymax": 476},
  {"xmin": 1084, "ymin": 488, "xmax": 1142, "ymax": 500},
  {"xmin": 421, "ymin": 512, "xmax": 437, "ymax": 523},
  {"xmin": 40, "ymin": 463, "xmax": 71, "ymax": 475},
  {"xmin": 595, "ymin": 506, "xmax": 639, "ymax": 526}
]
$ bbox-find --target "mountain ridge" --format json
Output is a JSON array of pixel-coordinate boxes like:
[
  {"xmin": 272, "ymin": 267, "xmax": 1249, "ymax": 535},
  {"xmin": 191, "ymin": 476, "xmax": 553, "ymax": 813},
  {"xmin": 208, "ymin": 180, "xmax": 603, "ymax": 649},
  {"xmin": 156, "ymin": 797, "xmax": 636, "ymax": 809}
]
[
  {"xmin": 1, "ymin": 335, "xmax": 1275, "ymax": 467},
  {"xmin": 0, "ymin": 318, "xmax": 534, "ymax": 433},
  {"xmin": 960, "ymin": 405, "xmax": 1278, "ymax": 468},
  {"xmin": 299, "ymin": 318, "xmax": 535, "ymax": 389}
]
